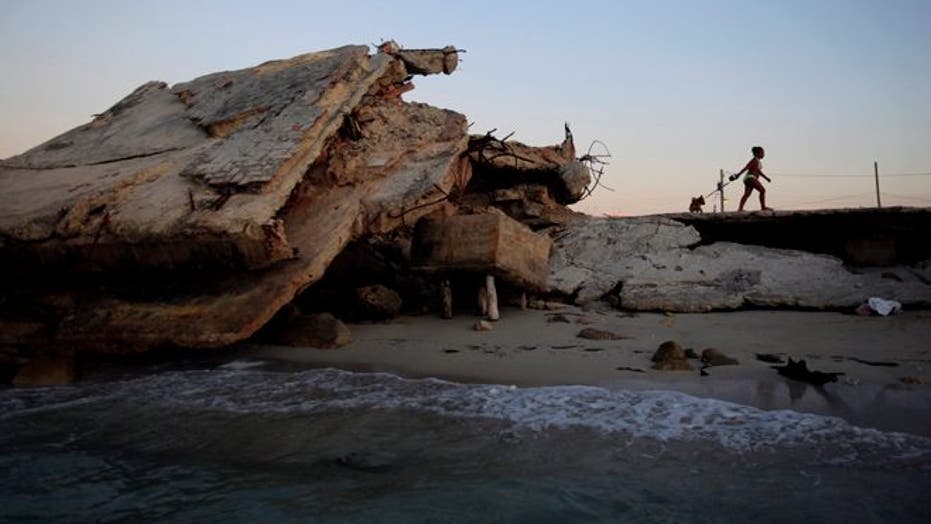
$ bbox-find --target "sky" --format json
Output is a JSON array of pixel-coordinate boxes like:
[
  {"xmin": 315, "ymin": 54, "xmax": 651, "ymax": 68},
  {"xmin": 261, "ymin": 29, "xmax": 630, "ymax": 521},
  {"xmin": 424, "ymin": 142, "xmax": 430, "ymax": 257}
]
[{"xmin": 2, "ymin": 0, "xmax": 930, "ymax": 215}]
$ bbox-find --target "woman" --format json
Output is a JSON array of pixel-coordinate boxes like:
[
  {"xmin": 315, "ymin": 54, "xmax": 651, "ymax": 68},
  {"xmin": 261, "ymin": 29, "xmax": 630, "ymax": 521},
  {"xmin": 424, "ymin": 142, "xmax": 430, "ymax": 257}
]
[{"xmin": 734, "ymin": 146, "xmax": 772, "ymax": 211}]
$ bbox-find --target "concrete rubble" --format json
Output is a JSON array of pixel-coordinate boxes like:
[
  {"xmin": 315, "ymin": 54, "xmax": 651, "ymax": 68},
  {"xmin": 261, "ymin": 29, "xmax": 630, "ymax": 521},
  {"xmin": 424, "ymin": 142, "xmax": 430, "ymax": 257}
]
[
  {"xmin": 549, "ymin": 216, "xmax": 931, "ymax": 312},
  {"xmin": 2, "ymin": 40, "xmax": 929, "ymax": 381},
  {"xmin": 0, "ymin": 41, "xmax": 586, "ymax": 359}
]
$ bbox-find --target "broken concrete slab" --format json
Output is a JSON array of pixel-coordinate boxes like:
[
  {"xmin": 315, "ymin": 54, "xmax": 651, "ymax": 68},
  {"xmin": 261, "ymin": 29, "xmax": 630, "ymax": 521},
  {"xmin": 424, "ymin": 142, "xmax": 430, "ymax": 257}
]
[
  {"xmin": 0, "ymin": 44, "xmax": 451, "ymax": 272},
  {"xmin": 549, "ymin": 217, "xmax": 701, "ymax": 303},
  {"xmin": 411, "ymin": 213, "xmax": 552, "ymax": 292},
  {"xmin": 467, "ymin": 127, "xmax": 589, "ymax": 205},
  {"xmin": 0, "ymin": 43, "xmax": 468, "ymax": 352},
  {"xmin": 549, "ymin": 216, "xmax": 931, "ymax": 311}
]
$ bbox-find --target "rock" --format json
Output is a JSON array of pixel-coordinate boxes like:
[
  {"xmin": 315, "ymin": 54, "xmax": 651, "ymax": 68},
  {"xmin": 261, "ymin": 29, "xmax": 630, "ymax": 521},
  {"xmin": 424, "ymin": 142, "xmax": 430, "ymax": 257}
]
[
  {"xmin": 900, "ymin": 376, "xmax": 927, "ymax": 385},
  {"xmin": 546, "ymin": 314, "xmax": 571, "ymax": 323},
  {"xmin": 684, "ymin": 348, "xmax": 700, "ymax": 359},
  {"xmin": 474, "ymin": 320, "xmax": 493, "ymax": 331},
  {"xmin": 543, "ymin": 301, "xmax": 570, "ymax": 310},
  {"xmin": 700, "ymin": 348, "xmax": 739, "ymax": 366},
  {"xmin": 273, "ymin": 313, "xmax": 352, "ymax": 348},
  {"xmin": 651, "ymin": 340, "xmax": 692, "ymax": 371},
  {"xmin": 355, "ymin": 285, "xmax": 402, "ymax": 320},
  {"xmin": 577, "ymin": 328, "xmax": 626, "ymax": 340},
  {"xmin": 755, "ymin": 353, "xmax": 785, "ymax": 364},
  {"xmin": 12, "ymin": 354, "xmax": 75, "ymax": 386}
]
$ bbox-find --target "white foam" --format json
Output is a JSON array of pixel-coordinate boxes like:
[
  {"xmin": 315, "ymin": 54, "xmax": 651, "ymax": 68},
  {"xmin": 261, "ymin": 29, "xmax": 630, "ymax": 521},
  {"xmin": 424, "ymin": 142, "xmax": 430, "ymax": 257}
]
[
  {"xmin": 2, "ymin": 367, "xmax": 929, "ymax": 463},
  {"xmin": 217, "ymin": 359, "xmax": 267, "ymax": 370}
]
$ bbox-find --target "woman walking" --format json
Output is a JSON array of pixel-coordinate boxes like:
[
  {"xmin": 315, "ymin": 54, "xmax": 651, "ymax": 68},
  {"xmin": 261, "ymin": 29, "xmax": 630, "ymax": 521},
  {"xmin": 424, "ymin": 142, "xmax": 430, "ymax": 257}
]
[{"xmin": 734, "ymin": 146, "xmax": 772, "ymax": 211}]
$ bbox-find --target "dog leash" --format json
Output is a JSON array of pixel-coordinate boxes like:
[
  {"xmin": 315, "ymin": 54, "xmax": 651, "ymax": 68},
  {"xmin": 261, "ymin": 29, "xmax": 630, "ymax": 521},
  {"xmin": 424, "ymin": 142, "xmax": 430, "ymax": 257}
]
[{"xmin": 703, "ymin": 172, "xmax": 741, "ymax": 199}]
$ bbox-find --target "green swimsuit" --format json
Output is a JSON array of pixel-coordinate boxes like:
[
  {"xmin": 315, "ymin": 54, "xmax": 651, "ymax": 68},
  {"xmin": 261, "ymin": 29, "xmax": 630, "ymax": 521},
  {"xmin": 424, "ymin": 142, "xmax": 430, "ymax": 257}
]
[{"xmin": 744, "ymin": 160, "xmax": 762, "ymax": 184}]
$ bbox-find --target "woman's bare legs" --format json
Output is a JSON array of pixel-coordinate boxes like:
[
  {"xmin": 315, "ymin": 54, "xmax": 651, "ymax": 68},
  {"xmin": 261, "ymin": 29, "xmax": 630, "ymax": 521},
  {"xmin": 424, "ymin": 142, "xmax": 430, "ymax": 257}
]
[
  {"xmin": 738, "ymin": 178, "xmax": 770, "ymax": 211},
  {"xmin": 738, "ymin": 183, "xmax": 753, "ymax": 211},
  {"xmin": 748, "ymin": 178, "xmax": 771, "ymax": 210}
]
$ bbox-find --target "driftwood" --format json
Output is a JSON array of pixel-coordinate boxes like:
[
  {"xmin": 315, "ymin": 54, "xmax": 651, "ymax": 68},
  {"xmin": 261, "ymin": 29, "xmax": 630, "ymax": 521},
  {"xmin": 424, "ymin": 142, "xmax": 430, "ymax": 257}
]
[{"xmin": 773, "ymin": 357, "xmax": 844, "ymax": 386}]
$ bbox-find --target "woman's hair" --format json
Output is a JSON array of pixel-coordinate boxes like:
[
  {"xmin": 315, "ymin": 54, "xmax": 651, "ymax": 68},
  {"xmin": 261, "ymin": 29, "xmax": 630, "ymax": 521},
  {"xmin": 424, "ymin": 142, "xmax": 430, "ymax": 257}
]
[{"xmin": 751, "ymin": 146, "xmax": 764, "ymax": 156}]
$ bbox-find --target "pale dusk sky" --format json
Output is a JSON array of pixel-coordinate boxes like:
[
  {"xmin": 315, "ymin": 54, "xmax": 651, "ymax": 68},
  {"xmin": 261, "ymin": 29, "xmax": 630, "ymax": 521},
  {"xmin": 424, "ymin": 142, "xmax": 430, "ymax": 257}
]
[{"xmin": 2, "ymin": 0, "xmax": 929, "ymax": 215}]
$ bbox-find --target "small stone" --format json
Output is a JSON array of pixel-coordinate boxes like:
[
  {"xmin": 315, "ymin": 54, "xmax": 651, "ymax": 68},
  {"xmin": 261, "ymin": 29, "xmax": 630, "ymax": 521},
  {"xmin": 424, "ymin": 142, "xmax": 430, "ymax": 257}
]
[
  {"xmin": 273, "ymin": 313, "xmax": 352, "ymax": 348},
  {"xmin": 651, "ymin": 340, "xmax": 692, "ymax": 371},
  {"xmin": 546, "ymin": 314, "xmax": 571, "ymax": 323},
  {"xmin": 577, "ymin": 328, "xmax": 626, "ymax": 340},
  {"xmin": 755, "ymin": 353, "xmax": 785, "ymax": 364},
  {"xmin": 544, "ymin": 301, "xmax": 570, "ymax": 310},
  {"xmin": 653, "ymin": 358, "xmax": 693, "ymax": 371},
  {"xmin": 700, "ymin": 348, "xmax": 739, "ymax": 366},
  {"xmin": 474, "ymin": 320, "xmax": 493, "ymax": 331},
  {"xmin": 355, "ymin": 284, "xmax": 402, "ymax": 320}
]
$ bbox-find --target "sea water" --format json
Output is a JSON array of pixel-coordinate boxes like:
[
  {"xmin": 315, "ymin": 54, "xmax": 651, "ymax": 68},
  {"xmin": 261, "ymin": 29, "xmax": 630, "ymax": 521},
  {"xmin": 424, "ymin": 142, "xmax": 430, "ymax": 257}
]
[{"xmin": 1, "ymin": 363, "xmax": 929, "ymax": 523}]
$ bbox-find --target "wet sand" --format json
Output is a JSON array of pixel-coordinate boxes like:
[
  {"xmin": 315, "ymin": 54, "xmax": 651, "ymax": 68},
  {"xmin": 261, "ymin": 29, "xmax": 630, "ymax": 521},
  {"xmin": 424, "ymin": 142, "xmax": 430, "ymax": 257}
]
[{"xmin": 242, "ymin": 307, "xmax": 931, "ymax": 437}]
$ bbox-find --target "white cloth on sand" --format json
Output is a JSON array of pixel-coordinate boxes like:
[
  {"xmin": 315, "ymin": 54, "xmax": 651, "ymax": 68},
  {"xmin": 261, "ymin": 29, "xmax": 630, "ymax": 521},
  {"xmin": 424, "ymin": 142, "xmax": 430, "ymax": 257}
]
[{"xmin": 867, "ymin": 297, "xmax": 902, "ymax": 316}]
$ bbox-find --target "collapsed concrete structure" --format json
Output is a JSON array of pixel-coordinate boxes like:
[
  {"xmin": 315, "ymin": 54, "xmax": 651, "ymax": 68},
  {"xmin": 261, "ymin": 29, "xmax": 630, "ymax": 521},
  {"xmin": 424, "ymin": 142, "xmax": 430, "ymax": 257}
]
[
  {"xmin": 4, "ymin": 41, "xmax": 929, "ymax": 382},
  {"xmin": 0, "ymin": 42, "xmax": 589, "ymax": 357}
]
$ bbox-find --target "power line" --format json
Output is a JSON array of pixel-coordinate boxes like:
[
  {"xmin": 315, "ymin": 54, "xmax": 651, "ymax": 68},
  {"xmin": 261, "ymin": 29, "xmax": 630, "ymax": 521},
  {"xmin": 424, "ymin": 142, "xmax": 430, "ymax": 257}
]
[
  {"xmin": 772, "ymin": 172, "xmax": 931, "ymax": 178},
  {"xmin": 880, "ymin": 192, "xmax": 931, "ymax": 201},
  {"xmin": 773, "ymin": 173, "xmax": 872, "ymax": 178},
  {"xmin": 777, "ymin": 193, "xmax": 874, "ymax": 207}
]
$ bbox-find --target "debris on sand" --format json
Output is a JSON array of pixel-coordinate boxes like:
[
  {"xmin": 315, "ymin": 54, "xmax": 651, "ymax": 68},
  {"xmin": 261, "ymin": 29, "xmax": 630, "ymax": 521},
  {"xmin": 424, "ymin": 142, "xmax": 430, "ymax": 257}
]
[{"xmin": 772, "ymin": 357, "xmax": 843, "ymax": 386}]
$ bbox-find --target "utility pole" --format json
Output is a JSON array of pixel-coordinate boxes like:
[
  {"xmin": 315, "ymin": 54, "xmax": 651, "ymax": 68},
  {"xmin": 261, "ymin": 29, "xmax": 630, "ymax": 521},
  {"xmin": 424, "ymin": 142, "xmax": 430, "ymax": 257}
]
[
  {"xmin": 874, "ymin": 161, "xmax": 882, "ymax": 208},
  {"xmin": 719, "ymin": 169, "xmax": 725, "ymax": 213}
]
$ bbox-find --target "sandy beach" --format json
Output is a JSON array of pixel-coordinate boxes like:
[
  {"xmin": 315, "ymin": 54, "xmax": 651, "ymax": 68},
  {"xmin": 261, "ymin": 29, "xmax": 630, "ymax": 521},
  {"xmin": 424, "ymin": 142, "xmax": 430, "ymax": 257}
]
[{"xmin": 242, "ymin": 306, "xmax": 931, "ymax": 437}]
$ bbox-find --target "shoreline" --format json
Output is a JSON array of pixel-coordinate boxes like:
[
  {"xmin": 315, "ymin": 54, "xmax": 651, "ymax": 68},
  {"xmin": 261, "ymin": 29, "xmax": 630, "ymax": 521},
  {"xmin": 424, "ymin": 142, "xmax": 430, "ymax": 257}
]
[{"xmin": 235, "ymin": 307, "xmax": 931, "ymax": 438}]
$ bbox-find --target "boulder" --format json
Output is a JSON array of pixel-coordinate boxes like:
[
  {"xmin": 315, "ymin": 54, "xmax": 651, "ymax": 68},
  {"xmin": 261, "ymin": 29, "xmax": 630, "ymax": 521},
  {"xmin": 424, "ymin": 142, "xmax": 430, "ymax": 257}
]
[
  {"xmin": 355, "ymin": 285, "xmax": 402, "ymax": 320},
  {"xmin": 273, "ymin": 313, "xmax": 352, "ymax": 349},
  {"xmin": 651, "ymin": 340, "xmax": 692, "ymax": 371}
]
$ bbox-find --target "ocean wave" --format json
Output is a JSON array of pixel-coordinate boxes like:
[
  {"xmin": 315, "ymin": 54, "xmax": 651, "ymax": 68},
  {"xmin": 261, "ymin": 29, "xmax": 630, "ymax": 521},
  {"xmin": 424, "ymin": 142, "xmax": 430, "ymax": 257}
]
[{"xmin": 2, "ymin": 367, "xmax": 929, "ymax": 462}]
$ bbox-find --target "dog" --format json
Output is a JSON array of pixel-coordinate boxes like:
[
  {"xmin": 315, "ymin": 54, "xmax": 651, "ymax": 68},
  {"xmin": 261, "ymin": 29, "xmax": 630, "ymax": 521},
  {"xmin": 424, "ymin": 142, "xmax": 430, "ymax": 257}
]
[{"xmin": 689, "ymin": 195, "xmax": 705, "ymax": 213}]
